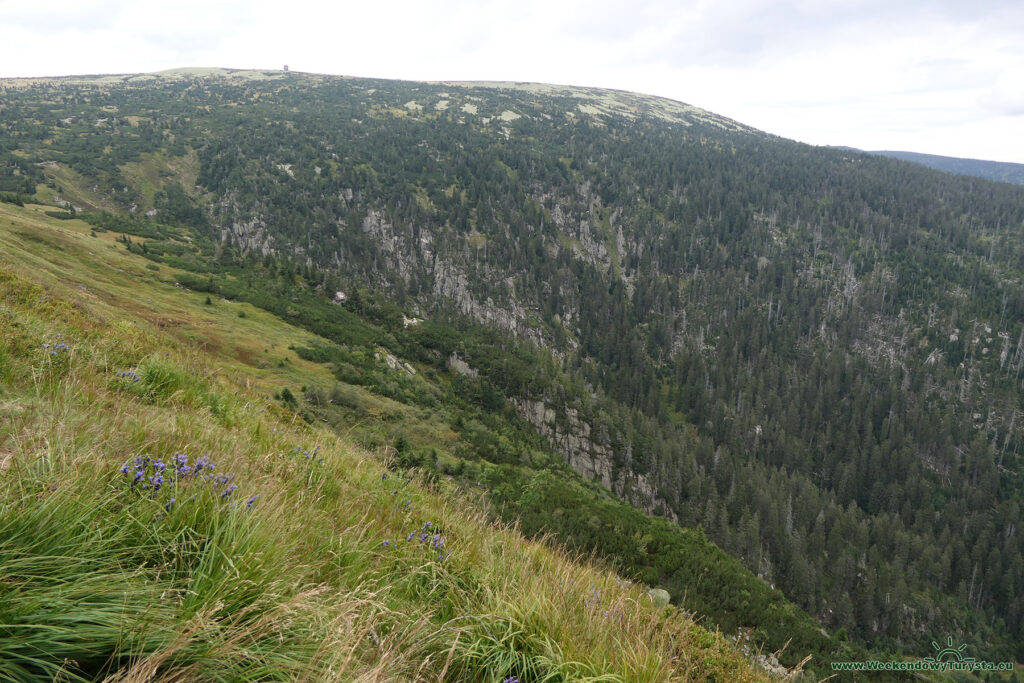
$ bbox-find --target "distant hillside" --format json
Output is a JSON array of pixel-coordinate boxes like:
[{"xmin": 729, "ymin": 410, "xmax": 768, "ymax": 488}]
[{"xmin": 866, "ymin": 149, "xmax": 1024, "ymax": 185}]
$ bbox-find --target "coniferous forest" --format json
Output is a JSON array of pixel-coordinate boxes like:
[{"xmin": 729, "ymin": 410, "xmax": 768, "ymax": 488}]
[{"xmin": 3, "ymin": 69, "xmax": 1024, "ymax": 675}]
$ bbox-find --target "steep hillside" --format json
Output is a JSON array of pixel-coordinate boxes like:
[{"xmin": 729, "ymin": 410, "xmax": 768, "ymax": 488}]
[
  {"xmin": 0, "ymin": 202, "xmax": 770, "ymax": 682},
  {"xmin": 2, "ymin": 68, "xmax": 1024, "ymax": 669}
]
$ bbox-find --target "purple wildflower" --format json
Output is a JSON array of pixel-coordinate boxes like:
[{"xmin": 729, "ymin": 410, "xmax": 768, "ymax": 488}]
[{"xmin": 43, "ymin": 341, "xmax": 70, "ymax": 356}]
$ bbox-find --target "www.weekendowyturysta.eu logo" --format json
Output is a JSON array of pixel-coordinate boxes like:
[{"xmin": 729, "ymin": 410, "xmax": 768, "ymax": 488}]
[
  {"xmin": 830, "ymin": 635, "xmax": 1014, "ymax": 674},
  {"xmin": 924, "ymin": 635, "xmax": 974, "ymax": 664}
]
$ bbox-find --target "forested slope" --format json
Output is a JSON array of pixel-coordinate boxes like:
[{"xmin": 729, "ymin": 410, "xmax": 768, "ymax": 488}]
[
  {"xmin": 0, "ymin": 200, "xmax": 775, "ymax": 682},
  {"xmin": 2, "ymin": 68, "xmax": 1023, "ymax": 668}
]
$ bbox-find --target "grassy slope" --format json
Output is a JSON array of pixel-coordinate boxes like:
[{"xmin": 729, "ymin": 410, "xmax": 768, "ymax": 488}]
[{"xmin": 0, "ymin": 202, "xmax": 767, "ymax": 682}]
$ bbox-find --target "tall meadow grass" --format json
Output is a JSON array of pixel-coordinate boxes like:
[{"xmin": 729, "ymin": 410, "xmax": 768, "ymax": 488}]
[{"xmin": 0, "ymin": 232, "xmax": 768, "ymax": 682}]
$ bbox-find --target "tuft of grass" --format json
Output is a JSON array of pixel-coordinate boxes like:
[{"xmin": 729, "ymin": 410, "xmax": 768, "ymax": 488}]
[
  {"xmin": 0, "ymin": 465, "xmax": 323, "ymax": 682},
  {"xmin": 137, "ymin": 353, "xmax": 194, "ymax": 401}
]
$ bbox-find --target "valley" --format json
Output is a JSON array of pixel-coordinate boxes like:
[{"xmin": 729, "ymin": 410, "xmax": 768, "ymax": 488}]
[{"xmin": 2, "ymin": 67, "xmax": 1023, "ymax": 679}]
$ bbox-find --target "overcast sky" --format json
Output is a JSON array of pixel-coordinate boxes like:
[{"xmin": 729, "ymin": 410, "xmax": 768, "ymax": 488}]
[{"xmin": 2, "ymin": 0, "xmax": 1022, "ymax": 163}]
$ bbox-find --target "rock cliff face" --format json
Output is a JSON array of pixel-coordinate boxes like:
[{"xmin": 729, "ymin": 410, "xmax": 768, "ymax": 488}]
[
  {"xmin": 447, "ymin": 352, "xmax": 478, "ymax": 377},
  {"xmin": 223, "ymin": 216, "xmax": 274, "ymax": 255},
  {"xmin": 359, "ymin": 207, "xmax": 547, "ymax": 346},
  {"xmin": 515, "ymin": 398, "xmax": 678, "ymax": 522},
  {"xmin": 432, "ymin": 258, "xmax": 544, "ymax": 345}
]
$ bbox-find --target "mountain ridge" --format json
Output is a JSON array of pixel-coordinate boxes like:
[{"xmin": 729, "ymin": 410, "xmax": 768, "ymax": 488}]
[
  {"xmin": 0, "ymin": 67, "xmax": 758, "ymax": 134},
  {"xmin": 830, "ymin": 145, "xmax": 1024, "ymax": 185}
]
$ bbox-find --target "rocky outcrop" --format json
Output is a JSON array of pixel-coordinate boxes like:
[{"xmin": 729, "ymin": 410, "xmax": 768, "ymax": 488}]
[
  {"xmin": 222, "ymin": 216, "xmax": 274, "ymax": 255},
  {"xmin": 447, "ymin": 352, "xmax": 478, "ymax": 377},
  {"xmin": 359, "ymin": 208, "xmax": 547, "ymax": 345},
  {"xmin": 515, "ymin": 398, "xmax": 677, "ymax": 522},
  {"xmin": 648, "ymin": 588, "xmax": 671, "ymax": 607},
  {"xmin": 375, "ymin": 349, "xmax": 415, "ymax": 375},
  {"xmin": 728, "ymin": 628, "xmax": 801, "ymax": 678}
]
